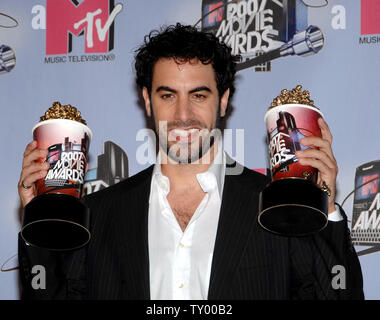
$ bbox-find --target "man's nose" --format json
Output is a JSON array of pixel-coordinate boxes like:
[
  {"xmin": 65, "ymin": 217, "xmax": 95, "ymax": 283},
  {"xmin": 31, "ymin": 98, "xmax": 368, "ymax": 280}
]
[{"xmin": 174, "ymin": 96, "xmax": 193, "ymax": 122}]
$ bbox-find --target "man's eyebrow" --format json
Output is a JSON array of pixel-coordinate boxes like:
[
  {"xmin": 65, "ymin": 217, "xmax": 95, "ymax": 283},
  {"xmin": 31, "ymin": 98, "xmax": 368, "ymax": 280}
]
[
  {"xmin": 156, "ymin": 86, "xmax": 177, "ymax": 93},
  {"xmin": 189, "ymin": 86, "xmax": 212, "ymax": 94}
]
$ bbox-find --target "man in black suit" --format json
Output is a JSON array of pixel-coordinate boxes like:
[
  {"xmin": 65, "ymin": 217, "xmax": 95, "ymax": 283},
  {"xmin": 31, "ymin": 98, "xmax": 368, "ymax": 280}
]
[{"xmin": 18, "ymin": 24, "xmax": 364, "ymax": 300}]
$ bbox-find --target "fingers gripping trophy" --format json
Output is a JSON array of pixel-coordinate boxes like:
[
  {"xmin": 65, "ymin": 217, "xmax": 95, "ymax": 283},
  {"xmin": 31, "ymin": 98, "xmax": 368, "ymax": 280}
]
[
  {"xmin": 258, "ymin": 85, "xmax": 332, "ymax": 236},
  {"xmin": 20, "ymin": 102, "xmax": 92, "ymax": 250}
]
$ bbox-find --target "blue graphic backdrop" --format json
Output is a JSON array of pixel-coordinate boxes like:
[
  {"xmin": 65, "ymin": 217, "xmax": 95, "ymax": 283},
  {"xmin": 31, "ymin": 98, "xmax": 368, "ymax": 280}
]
[{"xmin": 0, "ymin": 0, "xmax": 379, "ymax": 299}]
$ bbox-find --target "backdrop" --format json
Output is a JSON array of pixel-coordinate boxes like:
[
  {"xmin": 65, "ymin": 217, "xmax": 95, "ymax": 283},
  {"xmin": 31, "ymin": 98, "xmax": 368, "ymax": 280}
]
[{"xmin": 1, "ymin": 0, "xmax": 379, "ymax": 299}]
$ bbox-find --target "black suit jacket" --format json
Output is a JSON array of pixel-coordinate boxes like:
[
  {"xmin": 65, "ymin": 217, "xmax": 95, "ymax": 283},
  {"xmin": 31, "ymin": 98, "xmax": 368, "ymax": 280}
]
[{"xmin": 18, "ymin": 163, "xmax": 364, "ymax": 300}]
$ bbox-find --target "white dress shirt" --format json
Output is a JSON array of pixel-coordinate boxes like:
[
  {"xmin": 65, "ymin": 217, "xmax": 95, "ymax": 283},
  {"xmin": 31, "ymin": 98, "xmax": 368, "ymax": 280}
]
[
  {"xmin": 147, "ymin": 142, "xmax": 342, "ymax": 300},
  {"xmin": 148, "ymin": 142, "xmax": 225, "ymax": 300}
]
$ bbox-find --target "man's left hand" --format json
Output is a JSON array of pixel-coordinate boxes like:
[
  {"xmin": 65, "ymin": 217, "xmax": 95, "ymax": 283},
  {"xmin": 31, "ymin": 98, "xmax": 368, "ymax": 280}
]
[{"xmin": 295, "ymin": 117, "xmax": 338, "ymax": 214}]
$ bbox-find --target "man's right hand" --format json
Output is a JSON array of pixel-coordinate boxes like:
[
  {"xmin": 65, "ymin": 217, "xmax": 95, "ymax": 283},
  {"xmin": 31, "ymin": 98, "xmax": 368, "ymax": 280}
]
[{"xmin": 18, "ymin": 141, "xmax": 50, "ymax": 207}]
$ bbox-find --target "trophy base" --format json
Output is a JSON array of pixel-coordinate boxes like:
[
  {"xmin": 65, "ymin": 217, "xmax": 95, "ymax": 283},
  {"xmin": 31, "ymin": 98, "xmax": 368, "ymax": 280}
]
[
  {"xmin": 258, "ymin": 178, "xmax": 329, "ymax": 236},
  {"xmin": 21, "ymin": 193, "xmax": 90, "ymax": 251}
]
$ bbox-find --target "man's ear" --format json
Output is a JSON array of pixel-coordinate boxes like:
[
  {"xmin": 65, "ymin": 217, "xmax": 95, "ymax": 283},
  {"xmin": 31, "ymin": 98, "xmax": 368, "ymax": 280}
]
[
  {"xmin": 220, "ymin": 88, "xmax": 230, "ymax": 117},
  {"xmin": 142, "ymin": 87, "xmax": 152, "ymax": 117}
]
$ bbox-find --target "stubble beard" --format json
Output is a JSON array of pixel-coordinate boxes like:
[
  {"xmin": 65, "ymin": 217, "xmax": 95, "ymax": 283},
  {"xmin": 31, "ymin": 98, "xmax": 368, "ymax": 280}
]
[{"xmin": 151, "ymin": 104, "xmax": 222, "ymax": 165}]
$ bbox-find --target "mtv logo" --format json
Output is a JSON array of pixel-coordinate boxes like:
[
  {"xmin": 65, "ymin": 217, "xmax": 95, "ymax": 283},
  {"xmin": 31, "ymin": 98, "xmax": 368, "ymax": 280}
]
[
  {"xmin": 361, "ymin": 0, "xmax": 380, "ymax": 35},
  {"xmin": 202, "ymin": 1, "xmax": 224, "ymax": 28},
  {"xmin": 46, "ymin": 0, "xmax": 122, "ymax": 55}
]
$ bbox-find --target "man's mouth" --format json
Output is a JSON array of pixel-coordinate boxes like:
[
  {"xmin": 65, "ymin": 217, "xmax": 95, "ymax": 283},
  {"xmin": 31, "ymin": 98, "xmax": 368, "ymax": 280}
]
[{"xmin": 168, "ymin": 127, "xmax": 201, "ymax": 143}]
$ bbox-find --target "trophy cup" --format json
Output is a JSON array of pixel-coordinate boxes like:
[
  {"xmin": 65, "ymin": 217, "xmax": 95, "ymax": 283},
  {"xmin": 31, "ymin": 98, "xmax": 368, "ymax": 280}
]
[
  {"xmin": 258, "ymin": 85, "xmax": 329, "ymax": 236},
  {"xmin": 21, "ymin": 102, "xmax": 92, "ymax": 250}
]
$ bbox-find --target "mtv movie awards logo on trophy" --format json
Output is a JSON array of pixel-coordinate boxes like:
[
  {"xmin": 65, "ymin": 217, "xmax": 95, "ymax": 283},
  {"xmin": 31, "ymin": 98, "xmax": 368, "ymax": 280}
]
[
  {"xmin": 31, "ymin": 0, "xmax": 123, "ymax": 64},
  {"xmin": 359, "ymin": 0, "xmax": 380, "ymax": 44},
  {"xmin": 44, "ymin": 137, "xmax": 88, "ymax": 191},
  {"xmin": 198, "ymin": 0, "xmax": 326, "ymax": 72}
]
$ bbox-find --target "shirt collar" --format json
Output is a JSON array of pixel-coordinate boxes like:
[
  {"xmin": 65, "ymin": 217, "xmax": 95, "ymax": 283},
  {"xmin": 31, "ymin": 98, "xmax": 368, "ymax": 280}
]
[{"xmin": 150, "ymin": 139, "xmax": 225, "ymax": 200}]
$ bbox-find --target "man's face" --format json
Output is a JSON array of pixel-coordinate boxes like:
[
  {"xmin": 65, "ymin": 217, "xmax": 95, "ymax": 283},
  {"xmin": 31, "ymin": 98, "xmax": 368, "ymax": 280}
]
[{"xmin": 142, "ymin": 58, "xmax": 229, "ymax": 164}]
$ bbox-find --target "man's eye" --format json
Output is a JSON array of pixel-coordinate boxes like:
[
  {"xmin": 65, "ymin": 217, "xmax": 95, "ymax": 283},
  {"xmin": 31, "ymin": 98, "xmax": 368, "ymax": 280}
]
[
  {"xmin": 193, "ymin": 93, "xmax": 206, "ymax": 100},
  {"xmin": 161, "ymin": 94, "xmax": 173, "ymax": 99}
]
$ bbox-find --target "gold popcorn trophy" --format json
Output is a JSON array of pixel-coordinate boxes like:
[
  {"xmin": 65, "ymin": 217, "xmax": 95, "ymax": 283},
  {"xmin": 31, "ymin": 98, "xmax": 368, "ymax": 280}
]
[
  {"xmin": 258, "ymin": 86, "xmax": 329, "ymax": 236},
  {"xmin": 21, "ymin": 102, "xmax": 92, "ymax": 250}
]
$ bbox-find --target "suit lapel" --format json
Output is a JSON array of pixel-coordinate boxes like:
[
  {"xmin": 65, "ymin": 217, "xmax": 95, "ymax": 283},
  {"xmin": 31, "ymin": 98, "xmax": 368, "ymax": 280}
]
[
  {"xmin": 116, "ymin": 162, "xmax": 266, "ymax": 299},
  {"xmin": 208, "ymin": 166, "xmax": 264, "ymax": 299},
  {"xmin": 117, "ymin": 166, "xmax": 153, "ymax": 299}
]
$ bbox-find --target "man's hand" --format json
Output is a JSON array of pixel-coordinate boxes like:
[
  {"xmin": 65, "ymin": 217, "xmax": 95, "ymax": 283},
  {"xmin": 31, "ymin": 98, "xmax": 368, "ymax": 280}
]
[
  {"xmin": 18, "ymin": 141, "xmax": 49, "ymax": 207},
  {"xmin": 295, "ymin": 117, "xmax": 338, "ymax": 214}
]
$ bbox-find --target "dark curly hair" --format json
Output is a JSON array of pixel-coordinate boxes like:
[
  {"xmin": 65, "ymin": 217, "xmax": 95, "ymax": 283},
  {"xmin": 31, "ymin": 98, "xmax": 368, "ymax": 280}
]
[{"xmin": 135, "ymin": 23, "xmax": 236, "ymax": 100}]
